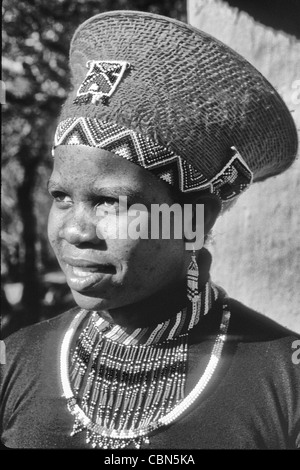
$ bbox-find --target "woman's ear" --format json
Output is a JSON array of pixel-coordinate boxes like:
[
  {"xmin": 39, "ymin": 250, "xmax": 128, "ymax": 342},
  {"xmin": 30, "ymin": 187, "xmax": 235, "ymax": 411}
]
[
  {"xmin": 194, "ymin": 194, "xmax": 222, "ymax": 236},
  {"xmin": 183, "ymin": 193, "xmax": 222, "ymax": 249}
]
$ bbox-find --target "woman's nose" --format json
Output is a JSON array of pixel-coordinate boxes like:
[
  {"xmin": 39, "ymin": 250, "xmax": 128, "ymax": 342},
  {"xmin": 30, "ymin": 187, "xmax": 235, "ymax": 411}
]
[{"xmin": 59, "ymin": 205, "xmax": 100, "ymax": 246}]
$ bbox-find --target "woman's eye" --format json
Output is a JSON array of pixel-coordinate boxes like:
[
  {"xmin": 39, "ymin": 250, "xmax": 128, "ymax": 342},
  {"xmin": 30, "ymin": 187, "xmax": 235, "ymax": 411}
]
[
  {"xmin": 96, "ymin": 198, "xmax": 121, "ymax": 214},
  {"xmin": 103, "ymin": 199, "xmax": 118, "ymax": 207},
  {"xmin": 51, "ymin": 191, "xmax": 72, "ymax": 205}
]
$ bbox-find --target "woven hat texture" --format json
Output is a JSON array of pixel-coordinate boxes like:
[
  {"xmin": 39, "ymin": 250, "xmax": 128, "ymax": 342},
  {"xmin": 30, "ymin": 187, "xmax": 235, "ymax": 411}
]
[{"xmin": 58, "ymin": 10, "xmax": 298, "ymax": 196}]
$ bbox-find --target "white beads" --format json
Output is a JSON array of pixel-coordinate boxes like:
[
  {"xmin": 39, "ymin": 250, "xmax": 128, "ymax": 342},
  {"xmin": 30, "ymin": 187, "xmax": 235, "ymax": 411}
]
[{"xmin": 60, "ymin": 301, "xmax": 231, "ymax": 448}]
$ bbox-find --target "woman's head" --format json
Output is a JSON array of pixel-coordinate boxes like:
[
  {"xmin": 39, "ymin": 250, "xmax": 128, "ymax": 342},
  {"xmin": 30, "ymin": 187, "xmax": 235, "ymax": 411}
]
[
  {"xmin": 48, "ymin": 11, "xmax": 297, "ymax": 311},
  {"xmin": 48, "ymin": 145, "xmax": 220, "ymax": 311}
]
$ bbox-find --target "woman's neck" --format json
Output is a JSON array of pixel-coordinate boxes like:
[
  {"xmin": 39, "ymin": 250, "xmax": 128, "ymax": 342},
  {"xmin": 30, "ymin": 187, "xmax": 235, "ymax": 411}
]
[
  {"xmin": 101, "ymin": 277, "xmax": 188, "ymax": 328},
  {"xmin": 101, "ymin": 268, "xmax": 211, "ymax": 328}
]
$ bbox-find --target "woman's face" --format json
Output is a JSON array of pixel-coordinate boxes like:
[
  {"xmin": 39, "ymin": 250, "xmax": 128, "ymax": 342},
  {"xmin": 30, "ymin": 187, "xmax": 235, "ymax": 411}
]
[{"xmin": 48, "ymin": 145, "xmax": 188, "ymax": 311}]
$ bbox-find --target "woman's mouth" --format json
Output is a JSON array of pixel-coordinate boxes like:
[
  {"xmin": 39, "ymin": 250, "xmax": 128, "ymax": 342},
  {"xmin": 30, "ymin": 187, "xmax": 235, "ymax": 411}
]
[{"xmin": 62, "ymin": 257, "xmax": 116, "ymax": 291}]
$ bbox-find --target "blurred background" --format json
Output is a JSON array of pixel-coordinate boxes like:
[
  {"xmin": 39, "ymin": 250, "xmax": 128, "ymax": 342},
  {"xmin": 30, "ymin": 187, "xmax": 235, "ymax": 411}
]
[
  {"xmin": 1, "ymin": 0, "xmax": 299, "ymax": 338},
  {"xmin": 189, "ymin": 0, "xmax": 300, "ymax": 333},
  {"xmin": 1, "ymin": 0, "xmax": 187, "ymax": 338}
]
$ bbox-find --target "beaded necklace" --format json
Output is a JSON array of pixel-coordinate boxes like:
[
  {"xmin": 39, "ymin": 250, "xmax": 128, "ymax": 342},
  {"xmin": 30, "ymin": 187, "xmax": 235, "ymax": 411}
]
[{"xmin": 60, "ymin": 281, "xmax": 230, "ymax": 449}]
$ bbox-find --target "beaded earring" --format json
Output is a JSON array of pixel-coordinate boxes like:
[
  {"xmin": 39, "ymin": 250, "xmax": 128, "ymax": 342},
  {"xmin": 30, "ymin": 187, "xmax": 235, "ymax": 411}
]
[{"xmin": 187, "ymin": 247, "xmax": 200, "ymax": 318}]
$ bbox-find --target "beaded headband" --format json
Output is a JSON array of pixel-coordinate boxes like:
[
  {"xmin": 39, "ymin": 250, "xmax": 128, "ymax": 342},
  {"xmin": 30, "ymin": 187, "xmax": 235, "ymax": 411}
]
[
  {"xmin": 54, "ymin": 116, "xmax": 253, "ymax": 200},
  {"xmin": 54, "ymin": 11, "xmax": 298, "ymax": 203}
]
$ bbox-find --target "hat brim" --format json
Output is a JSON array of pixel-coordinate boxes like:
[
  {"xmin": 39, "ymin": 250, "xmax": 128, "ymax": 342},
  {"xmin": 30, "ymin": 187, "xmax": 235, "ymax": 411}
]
[{"xmin": 62, "ymin": 10, "xmax": 297, "ymax": 187}]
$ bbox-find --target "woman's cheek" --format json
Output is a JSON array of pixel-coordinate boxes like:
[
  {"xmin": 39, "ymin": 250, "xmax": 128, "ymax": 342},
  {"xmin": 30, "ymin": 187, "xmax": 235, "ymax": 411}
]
[
  {"xmin": 95, "ymin": 210, "xmax": 149, "ymax": 244},
  {"xmin": 47, "ymin": 206, "xmax": 64, "ymax": 254},
  {"xmin": 47, "ymin": 206, "xmax": 58, "ymax": 246},
  {"xmin": 95, "ymin": 212, "xmax": 119, "ymax": 241}
]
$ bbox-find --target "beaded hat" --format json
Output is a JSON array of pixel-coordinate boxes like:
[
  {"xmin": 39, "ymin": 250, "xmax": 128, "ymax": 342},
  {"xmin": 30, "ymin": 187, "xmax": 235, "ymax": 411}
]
[{"xmin": 54, "ymin": 10, "xmax": 298, "ymax": 204}]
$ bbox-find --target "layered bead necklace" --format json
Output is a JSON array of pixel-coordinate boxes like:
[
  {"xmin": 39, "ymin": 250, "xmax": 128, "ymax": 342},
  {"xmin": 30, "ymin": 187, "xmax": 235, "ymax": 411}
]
[{"xmin": 60, "ymin": 281, "xmax": 231, "ymax": 449}]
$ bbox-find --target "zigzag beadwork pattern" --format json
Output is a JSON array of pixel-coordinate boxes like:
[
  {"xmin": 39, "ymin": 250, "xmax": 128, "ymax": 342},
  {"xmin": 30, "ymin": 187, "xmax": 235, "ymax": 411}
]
[{"xmin": 53, "ymin": 117, "xmax": 253, "ymax": 200}]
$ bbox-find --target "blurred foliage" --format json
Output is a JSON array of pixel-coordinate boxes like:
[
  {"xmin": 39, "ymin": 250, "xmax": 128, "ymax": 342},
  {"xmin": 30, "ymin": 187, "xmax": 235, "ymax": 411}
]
[{"xmin": 1, "ymin": 0, "xmax": 187, "ymax": 337}]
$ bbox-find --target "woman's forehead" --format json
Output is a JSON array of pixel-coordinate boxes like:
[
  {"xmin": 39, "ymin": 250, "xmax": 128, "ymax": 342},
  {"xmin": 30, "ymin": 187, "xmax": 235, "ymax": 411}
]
[
  {"xmin": 53, "ymin": 145, "xmax": 145, "ymax": 178},
  {"xmin": 51, "ymin": 144, "xmax": 174, "ymax": 202}
]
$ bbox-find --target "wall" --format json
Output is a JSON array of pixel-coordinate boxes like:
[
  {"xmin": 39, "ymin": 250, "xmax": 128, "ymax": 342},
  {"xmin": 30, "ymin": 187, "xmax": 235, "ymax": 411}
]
[{"xmin": 187, "ymin": 0, "xmax": 300, "ymax": 332}]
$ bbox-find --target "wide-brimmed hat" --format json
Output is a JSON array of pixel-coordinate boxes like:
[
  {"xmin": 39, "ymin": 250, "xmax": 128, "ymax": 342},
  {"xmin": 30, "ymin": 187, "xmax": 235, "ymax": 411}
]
[{"xmin": 54, "ymin": 10, "xmax": 298, "ymax": 204}]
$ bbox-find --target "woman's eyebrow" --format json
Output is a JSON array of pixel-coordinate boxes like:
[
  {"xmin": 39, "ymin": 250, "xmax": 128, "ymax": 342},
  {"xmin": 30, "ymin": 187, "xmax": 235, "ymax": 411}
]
[
  {"xmin": 47, "ymin": 180, "xmax": 151, "ymax": 206},
  {"xmin": 93, "ymin": 185, "xmax": 149, "ymax": 205},
  {"xmin": 47, "ymin": 178, "xmax": 57, "ymax": 190},
  {"xmin": 47, "ymin": 178, "xmax": 64, "ymax": 191}
]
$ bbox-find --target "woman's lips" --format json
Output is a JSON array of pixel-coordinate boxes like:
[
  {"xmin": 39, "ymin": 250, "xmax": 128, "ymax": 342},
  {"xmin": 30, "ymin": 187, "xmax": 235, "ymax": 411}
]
[
  {"xmin": 62, "ymin": 256, "xmax": 116, "ymax": 291},
  {"xmin": 72, "ymin": 266, "xmax": 100, "ymax": 277}
]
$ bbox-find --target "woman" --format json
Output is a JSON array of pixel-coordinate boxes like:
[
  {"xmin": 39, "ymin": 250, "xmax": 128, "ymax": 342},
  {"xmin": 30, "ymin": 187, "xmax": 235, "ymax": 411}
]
[{"xmin": 1, "ymin": 10, "xmax": 299, "ymax": 449}]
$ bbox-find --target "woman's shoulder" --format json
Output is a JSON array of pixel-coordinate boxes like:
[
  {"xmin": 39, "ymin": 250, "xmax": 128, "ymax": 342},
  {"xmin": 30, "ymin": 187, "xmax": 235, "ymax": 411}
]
[
  {"xmin": 3, "ymin": 307, "xmax": 81, "ymax": 363},
  {"xmin": 190, "ymin": 296, "xmax": 300, "ymax": 363},
  {"xmin": 227, "ymin": 298, "xmax": 300, "ymax": 343}
]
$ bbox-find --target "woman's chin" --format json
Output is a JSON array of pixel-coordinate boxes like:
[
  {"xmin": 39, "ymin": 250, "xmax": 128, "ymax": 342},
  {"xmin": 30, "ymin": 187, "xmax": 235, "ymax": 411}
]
[{"xmin": 71, "ymin": 289, "xmax": 110, "ymax": 311}]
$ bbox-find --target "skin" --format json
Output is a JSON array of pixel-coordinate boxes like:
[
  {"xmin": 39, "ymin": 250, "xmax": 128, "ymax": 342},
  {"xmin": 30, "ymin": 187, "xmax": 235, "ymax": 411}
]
[{"xmin": 48, "ymin": 145, "xmax": 220, "ymax": 328}]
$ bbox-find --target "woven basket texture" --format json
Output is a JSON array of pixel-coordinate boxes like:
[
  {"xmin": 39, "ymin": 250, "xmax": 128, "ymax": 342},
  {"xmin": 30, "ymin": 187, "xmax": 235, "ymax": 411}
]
[{"xmin": 60, "ymin": 11, "xmax": 298, "ymax": 183}]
